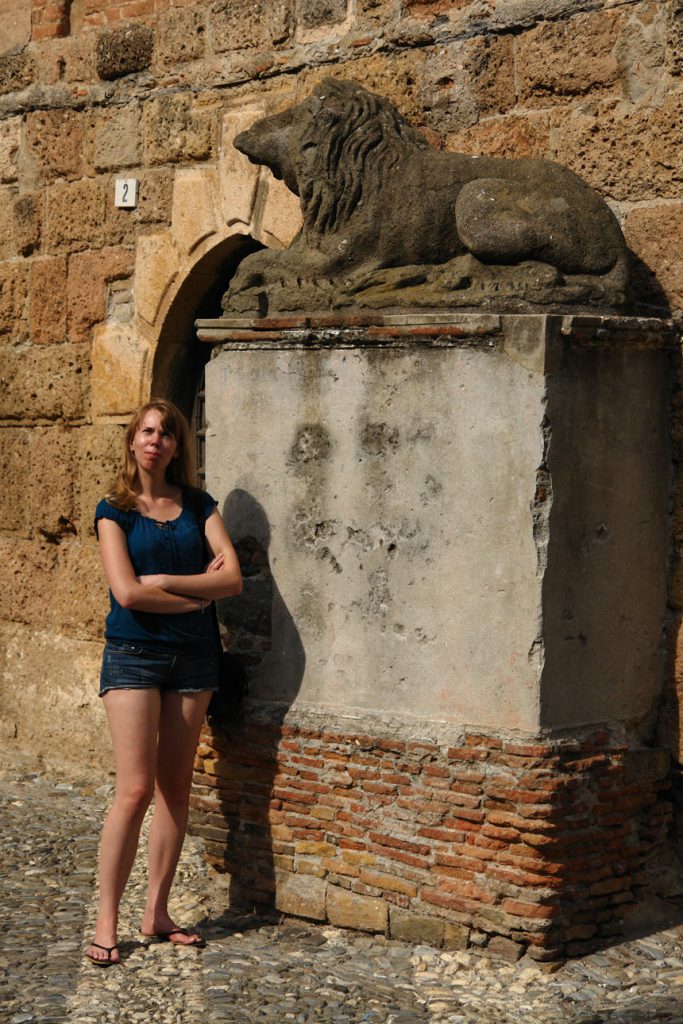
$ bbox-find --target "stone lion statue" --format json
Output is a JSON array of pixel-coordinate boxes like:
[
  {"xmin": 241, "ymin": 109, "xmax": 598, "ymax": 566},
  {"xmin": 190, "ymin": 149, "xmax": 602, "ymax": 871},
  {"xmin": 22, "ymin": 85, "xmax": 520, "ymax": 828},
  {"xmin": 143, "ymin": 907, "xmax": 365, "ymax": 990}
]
[{"xmin": 223, "ymin": 78, "xmax": 629, "ymax": 315}]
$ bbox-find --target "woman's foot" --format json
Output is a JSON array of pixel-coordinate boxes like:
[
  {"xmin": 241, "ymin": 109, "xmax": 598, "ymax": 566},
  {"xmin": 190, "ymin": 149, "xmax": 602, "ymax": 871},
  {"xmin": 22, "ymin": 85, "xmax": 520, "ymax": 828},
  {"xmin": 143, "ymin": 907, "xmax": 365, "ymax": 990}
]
[
  {"xmin": 140, "ymin": 915, "xmax": 204, "ymax": 946},
  {"xmin": 85, "ymin": 932, "xmax": 121, "ymax": 966}
]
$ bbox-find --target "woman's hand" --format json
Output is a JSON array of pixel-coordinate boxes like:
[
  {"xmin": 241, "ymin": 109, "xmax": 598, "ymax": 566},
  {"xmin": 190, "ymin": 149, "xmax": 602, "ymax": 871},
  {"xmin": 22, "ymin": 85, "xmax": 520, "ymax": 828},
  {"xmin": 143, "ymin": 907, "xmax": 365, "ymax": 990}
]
[
  {"xmin": 205, "ymin": 553, "xmax": 224, "ymax": 573},
  {"xmin": 137, "ymin": 573, "xmax": 168, "ymax": 588}
]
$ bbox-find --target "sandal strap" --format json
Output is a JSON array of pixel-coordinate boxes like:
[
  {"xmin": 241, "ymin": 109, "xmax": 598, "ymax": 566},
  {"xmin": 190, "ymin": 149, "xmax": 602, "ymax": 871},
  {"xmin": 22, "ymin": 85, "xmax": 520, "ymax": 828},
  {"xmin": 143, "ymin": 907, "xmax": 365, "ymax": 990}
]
[{"xmin": 90, "ymin": 942, "xmax": 118, "ymax": 954}]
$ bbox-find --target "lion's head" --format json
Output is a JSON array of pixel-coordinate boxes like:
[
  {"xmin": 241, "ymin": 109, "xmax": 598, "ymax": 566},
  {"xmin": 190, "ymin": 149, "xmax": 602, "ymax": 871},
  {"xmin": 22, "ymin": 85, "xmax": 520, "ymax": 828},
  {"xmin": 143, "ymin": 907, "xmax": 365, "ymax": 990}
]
[{"xmin": 235, "ymin": 78, "xmax": 427, "ymax": 236}]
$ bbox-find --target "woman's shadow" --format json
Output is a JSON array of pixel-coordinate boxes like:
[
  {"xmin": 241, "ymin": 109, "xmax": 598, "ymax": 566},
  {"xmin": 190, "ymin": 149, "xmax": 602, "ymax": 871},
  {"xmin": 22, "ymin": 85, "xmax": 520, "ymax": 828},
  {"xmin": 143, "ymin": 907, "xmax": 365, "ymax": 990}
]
[{"xmin": 192, "ymin": 488, "xmax": 306, "ymax": 926}]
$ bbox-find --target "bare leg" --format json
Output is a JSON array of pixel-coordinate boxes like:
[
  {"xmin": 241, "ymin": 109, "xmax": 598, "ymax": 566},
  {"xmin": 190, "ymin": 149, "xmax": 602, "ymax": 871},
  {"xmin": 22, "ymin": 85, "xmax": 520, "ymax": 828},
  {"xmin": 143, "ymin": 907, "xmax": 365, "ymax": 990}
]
[
  {"xmin": 140, "ymin": 690, "xmax": 212, "ymax": 944},
  {"xmin": 86, "ymin": 689, "xmax": 161, "ymax": 964}
]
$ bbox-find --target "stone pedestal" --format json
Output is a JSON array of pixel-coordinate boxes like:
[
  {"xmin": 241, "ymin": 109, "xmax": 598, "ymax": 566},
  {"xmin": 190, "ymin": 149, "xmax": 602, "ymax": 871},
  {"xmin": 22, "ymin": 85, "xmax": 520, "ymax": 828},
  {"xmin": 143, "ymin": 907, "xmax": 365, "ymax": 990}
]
[{"xmin": 190, "ymin": 312, "xmax": 677, "ymax": 958}]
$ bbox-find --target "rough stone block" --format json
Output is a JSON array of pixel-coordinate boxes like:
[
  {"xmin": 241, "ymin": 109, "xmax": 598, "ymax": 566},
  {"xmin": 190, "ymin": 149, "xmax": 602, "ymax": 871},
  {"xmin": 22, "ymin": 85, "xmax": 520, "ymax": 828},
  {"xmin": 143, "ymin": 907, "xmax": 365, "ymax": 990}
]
[
  {"xmin": 0, "ymin": 429, "xmax": 31, "ymax": 534},
  {"xmin": 0, "ymin": 537, "xmax": 59, "ymax": 626},
  {"xmin": 516, "ymin": 10, "xmax": 622, "ymax": 105},
  {"xmin": 327, "ymin": 885, "xmax": 388, "ymax": 932},
  {"xmin": 219, "ymin": 107, "xmax": 266, "ymax": 227},
  {"xmin": 274, "ymin": 870, "xmax": 327, "ymax": 920},
  {"xmin": 624, "ymin": 203, "xmax": 683, "ymax": 312},
  {"xmin": 78, "ymin": 425, "xmax": 126, "ymax": 536},
  {"xmin": 0, "ymin": 51, "xmax": 34, "ymax": 94},
  {"xmin": 91, "ymin": 322, "xmax": 149, "ymax": 418},
  {"xmin": 420, "ymin": 35, "xmax": 516, "ymax": 135},
  {"xmin": 0, "ymin": 185, "xmax": 15, "ymax": 259},
  {"xmin": 13, "ymin": 191, "xmax": 42, "ymax": 256},
  {"xmin": 143, "ymin": 94, "xmax": 214, "ymax": 166},
  {"xmin": 552, "ymin": 91, "xmax": 683, "ymax": 202},
  {"xmin": 29, "ymin": 426, "xmax": 80, "ymax": 541},
  {"xmin": 666, "ymin": 0, "xmax": 683, "ymax": 76},
  {"xmin": 0, "ymin": 344, "xmax": 89, "ymax": 421},
  {"xmin": 446, "ymin": 112, "xmax": 551, "ymax": 162},
  {"xmin": 51, "ymin": 539, "xmax": 108, "ymax": 636},
  {"xmin": 298, "ymin": 0, "xmax": 347, "ymax": 29},
  {"xmin": 0, "ymin": 261, "xmax": 28, "ymax": 340},
  {"xmin": 389, "ymin": 907, "xmax": 446, "ymax": 946},
  {"xmin": 32, "ymin": 33, "xmax": 96, "ymax": 86},
  {"xmin": 0, "ymin": 117, "xmax": 20, "ymax": 183},
  {"xmin": 260, "ymin": 175, "xmax": 302, "ymax": 249},
  {"xmin": 485, "ymin": 935, "xmax": 525, "ymax": 962},
  {"xmin": 23, "ymin": 108, "xmax": 83, "ymax": 184},
  {"xmin": 155, "ymin": 7, "xmax": 207, "ymax": 66},
  {"xmin": 133, "ymin": 168, "xmax": 174, "ymax": 225},
  {"xmin": 0, "ymin": 0, "xmax": 31, "ymax": 54},
  {"xmin": 85, "ymin": 105, "xmax": 142, "ymax": 172},
  {"xmin": 0, "ymin": 624, "xmax": 107, "ymax": 762},
  {"xmin": 45, "ymin": 178, "xmax": 106, "ymax": 253},
  {"xmin": 133, "ymin": 230, "xmax": 179, "ymax": 325},
  {"xmin": 67, "ymin": 247, "xmax": 134, "ymax": 344},
  {"xmin": 29, "ymin": 256, "xmax": 68, "ymax": 345},
  {"xmin": 96, "ymin": 24, "xmax": 153, "ymax": 80},
  {"xmin": 211, "ymin": 0, "xmax": 291, "ymax": 52},
  {"xmin": 171, "ymin": 168, "xmax": 219, "ymax": 255}
]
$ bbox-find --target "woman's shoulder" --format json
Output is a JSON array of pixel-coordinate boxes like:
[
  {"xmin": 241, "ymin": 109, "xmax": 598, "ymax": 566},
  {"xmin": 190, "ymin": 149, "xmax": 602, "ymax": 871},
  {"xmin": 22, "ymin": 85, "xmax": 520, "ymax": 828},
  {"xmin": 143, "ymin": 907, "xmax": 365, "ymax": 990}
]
[
  {"xmin": 94, "ymin": 498, "xmax": 136, "ymax": 533},
  {"xmin": 183, "ymin": 486, "xmax": 218, "ymax": 522}
]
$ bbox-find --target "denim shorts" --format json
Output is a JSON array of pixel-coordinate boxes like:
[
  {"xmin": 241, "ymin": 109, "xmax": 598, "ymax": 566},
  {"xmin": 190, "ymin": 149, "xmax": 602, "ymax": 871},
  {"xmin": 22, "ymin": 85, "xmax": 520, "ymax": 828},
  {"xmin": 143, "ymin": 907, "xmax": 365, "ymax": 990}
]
[{"xmin": 99, "ymin": 640, "xmax": 219, "ymax": 698}]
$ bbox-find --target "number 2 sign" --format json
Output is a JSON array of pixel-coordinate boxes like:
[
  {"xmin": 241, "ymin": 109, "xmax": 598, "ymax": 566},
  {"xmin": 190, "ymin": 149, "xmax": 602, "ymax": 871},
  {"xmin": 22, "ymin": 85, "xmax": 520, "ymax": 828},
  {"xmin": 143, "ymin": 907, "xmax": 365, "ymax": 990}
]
[{"xmin": 114, "ymin": 179, "xmax": 138, "ymax": 208}]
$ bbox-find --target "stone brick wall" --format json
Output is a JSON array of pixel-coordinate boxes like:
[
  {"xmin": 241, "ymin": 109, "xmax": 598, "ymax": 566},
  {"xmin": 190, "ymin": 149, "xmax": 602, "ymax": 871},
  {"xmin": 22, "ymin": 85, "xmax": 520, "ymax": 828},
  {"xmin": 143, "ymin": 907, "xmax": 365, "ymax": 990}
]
[
  {"xmin": 0, "ymin": 0, "xmax": 681, "ymax": 947},
  {"xmin": 190, "ymin": 722, "xmax": 672, "ymax": 958}
]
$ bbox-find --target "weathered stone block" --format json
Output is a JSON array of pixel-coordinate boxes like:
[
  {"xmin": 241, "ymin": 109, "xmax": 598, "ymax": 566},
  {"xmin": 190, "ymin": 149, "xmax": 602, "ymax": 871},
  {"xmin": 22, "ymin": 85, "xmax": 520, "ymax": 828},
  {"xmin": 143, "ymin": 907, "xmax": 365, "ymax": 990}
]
[
  {"xmin": 143, "ymin": 95, "xmax": 214, "ymax": 166},
  {"xmin": 624, "ymin": 203, "xmax": 683, "ymax": 312},
  {"xmin": 0, "ymin": 624, "xmax": 107, "ymax": 762},
  {"xmin": 23, "ymin": 108, "xmax": 83, "ymax": 184},
  {"xmin": 0, "ymin": 185, "xmax": 16, "ymax": 259},
  {"xmin": 29, "ymin": 426, "xmax": 80, "ymax": 542},
  {"xmin": 91, "ymin": 322, "xmax": 149, "ymax": 418},
  {"xmin": 274, "ymin": 870, "xmax": 326, "ymax": 920},
  {"xmin": 13, "ymin": 191, "xmax": 42, "ymax": 256},
  {"xmin": 133, "ymin": 169, "xmax": 174, "ymax": 225},
  {"xmin": 171, "ymin": 168, "xmax": 219, "ymax": 256},
  {"xmin": 219, "ymin": 107, "xmax": 266, "ymax": 227},
  {"xmin": 211, "ymin": 0, "xmax": 291, "ymax": 52},
  {"xmin": 421, "ymin": 35, "xmax": 516, "ymax": 135},
  {"xmin": 133, "ymin": 230, "xmax": 179, "ymax": 325},
  {"xmin": 0, "ymin": 0, "xmax": 31, "ymax": 54},
  {"xmin": 666, "ymin": 0, "xmax": 683, "ymax": 76},
  {"xmin": 0, "ymin": 344, "xmax": 89, "ymax": 421},
  {"xmin": 0, "ymin": 538, "xmax": 59, "ymax": 626},
  {"xmin": 52, "ymin": 540, "xmax": 108, "ymax": 636},
  {"xmin": 298, "ymin": 0, "xmax": 347, "ymax": 29},
  {"xmin": 552, "ymin": 92, "xmax": 683, "ymax": 202},
  {"xmin": 327, "ymin": 885, "xmax": 388, "ymax": 932},
  {"xmin": 389, "ymin": 907, "xmax": 446, "ymax": 946},
  {"xmin": 32, "ymin": 33, "xmax": 96, "ymax": 86},
  {"xmin": 486, "ymin": 935, "xmax": 525, "ymax": 962},
  {"xmin": 0, "ymin": 117, "xmax": 20, "ymax": 183},
  {"xmin": 0, "ymin": 261, "xmax": 28, "ymax": 340},
  {"xmin": 155, "ymin": 7, "xmax": 207, "ymax": 66},
  {"xmin": 0, "ymin": 429, "xmax": 30, "ymax": 534},
  {"xmin": 85, "ymin": 105, "xmax": 142, "ymax": 172},
  {"xmin": 67, "ymin": 247, "xmax": 134, "ymax": 344},
  {"xmin": 96, "ymin": 24, "xmax": 153, "ymax": 80},
  {"xmin": 0, "ymin": 51, "xmax": 34, "ymax": 94},
  {"xmin": 446, "ymin": 112, "xmax": 551, "ymax": 162},
  {"xmin": 29, "ymin": 256, "xmax": 68, "ymax": 345},
  {"xmin": 516, "ymin": 10, "xmax": 622, "ymax": 105},
  {"xmin": 45, "ymin": 178, "xmax": 106, "ymax": 253},
  {"xmin": 260, "ymin": 175, "xmax": 303, "ymax": 249},
  {"xmin": 78, "ymin": 425, "xmax": 125, "ymax": 537}
]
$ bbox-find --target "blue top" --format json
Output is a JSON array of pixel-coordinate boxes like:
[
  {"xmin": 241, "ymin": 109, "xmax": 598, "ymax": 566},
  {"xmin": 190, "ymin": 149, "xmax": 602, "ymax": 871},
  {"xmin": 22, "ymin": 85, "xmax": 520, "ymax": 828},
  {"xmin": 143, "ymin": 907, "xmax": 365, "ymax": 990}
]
[{"xmin": 94, "ymin": 488, "xmax": 219, "ymax": 652}]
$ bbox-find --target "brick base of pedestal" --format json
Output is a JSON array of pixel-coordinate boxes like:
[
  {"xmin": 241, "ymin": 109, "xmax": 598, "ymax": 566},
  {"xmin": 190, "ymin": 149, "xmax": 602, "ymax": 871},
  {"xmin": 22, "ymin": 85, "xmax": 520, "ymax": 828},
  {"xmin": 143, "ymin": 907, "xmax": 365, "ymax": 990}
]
[{"xmin": 190, "ymin": 720, "xmax": 673, "ymax": 960}]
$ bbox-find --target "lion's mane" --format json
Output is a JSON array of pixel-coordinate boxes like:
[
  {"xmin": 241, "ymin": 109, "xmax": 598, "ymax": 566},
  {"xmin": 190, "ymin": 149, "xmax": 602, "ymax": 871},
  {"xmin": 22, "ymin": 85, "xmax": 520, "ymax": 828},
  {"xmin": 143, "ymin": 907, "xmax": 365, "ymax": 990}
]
[{"xmin": 297, "ymin": 79, "xmax": 427, "ymax": 236}]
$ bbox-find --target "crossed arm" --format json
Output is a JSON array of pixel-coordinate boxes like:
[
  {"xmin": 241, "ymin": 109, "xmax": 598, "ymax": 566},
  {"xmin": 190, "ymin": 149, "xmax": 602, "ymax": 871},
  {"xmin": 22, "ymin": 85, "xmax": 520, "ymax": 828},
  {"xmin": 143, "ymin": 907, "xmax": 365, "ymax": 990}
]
[{"xmin": 98, "ymin": 510, "xmax": 243, "ymax": 614}]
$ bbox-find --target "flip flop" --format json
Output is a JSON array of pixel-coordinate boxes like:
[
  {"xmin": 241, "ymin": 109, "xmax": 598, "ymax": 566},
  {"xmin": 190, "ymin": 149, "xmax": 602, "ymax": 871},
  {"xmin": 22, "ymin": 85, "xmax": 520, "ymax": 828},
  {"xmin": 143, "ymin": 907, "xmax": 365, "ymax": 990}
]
[
  {"xmin": 85, "ymin": 942, "xmax": 120, "ymax": 967},
  {"xmin": 143, "ymin": 927, "xmax": 205, "ymax": 948}
]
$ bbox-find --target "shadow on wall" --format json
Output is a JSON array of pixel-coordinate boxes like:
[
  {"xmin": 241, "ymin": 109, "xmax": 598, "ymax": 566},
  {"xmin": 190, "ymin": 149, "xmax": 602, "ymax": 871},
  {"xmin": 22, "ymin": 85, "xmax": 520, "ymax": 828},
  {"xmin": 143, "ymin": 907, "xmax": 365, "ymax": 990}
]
[{"xmin": 207, "ymin": 487, "xmax": 305, "ymax": 910}]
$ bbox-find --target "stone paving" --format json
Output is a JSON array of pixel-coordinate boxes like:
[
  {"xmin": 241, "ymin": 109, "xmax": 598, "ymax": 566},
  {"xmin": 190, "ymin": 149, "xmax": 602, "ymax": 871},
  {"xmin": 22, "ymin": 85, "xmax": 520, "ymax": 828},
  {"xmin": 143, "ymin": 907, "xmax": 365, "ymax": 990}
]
[{"xmin": 3, "ymin": 749, "xmax": 683, "ymax": 1024}]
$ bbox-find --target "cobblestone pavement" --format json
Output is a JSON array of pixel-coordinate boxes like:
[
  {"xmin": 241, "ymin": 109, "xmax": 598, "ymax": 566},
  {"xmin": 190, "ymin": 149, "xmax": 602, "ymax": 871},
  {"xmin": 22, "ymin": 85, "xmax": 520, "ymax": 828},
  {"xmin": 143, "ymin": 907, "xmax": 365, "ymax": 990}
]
[{"xmin": 3, "ymin": 750, "xmax": 683, "ymax": 1024}]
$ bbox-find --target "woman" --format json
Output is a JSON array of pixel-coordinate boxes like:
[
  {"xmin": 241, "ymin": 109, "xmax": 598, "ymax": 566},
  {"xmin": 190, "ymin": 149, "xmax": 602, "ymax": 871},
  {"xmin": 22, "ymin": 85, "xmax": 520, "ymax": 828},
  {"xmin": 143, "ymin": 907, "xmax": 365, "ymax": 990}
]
[{"xmin": 86, "ymin": 399, "xmax": 242, "ymax": 967}]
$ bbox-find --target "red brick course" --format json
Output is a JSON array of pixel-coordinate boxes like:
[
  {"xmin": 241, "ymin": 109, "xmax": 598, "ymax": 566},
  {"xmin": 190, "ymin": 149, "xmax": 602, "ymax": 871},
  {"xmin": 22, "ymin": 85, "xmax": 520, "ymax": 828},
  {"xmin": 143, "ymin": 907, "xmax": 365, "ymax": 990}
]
[{"xmin": 190, "ymin": 723, "xmax": 672, "ymax": 959}]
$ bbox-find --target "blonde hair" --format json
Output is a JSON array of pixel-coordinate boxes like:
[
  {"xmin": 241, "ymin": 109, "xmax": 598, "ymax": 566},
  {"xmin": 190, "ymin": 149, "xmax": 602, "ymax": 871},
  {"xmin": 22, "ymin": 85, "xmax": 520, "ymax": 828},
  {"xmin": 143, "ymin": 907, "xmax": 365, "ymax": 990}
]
[{"xmin": 106, "ymin": 399, "xmax": 197, "ymax": 511}]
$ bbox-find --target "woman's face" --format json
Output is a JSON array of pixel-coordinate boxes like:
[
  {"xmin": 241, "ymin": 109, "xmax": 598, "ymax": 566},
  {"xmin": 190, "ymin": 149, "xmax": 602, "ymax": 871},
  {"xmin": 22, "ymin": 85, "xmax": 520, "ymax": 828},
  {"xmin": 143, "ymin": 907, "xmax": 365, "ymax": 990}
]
[{"xmin": 130, "ymin": 409, "xmax": 179, "ymax": 476}]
